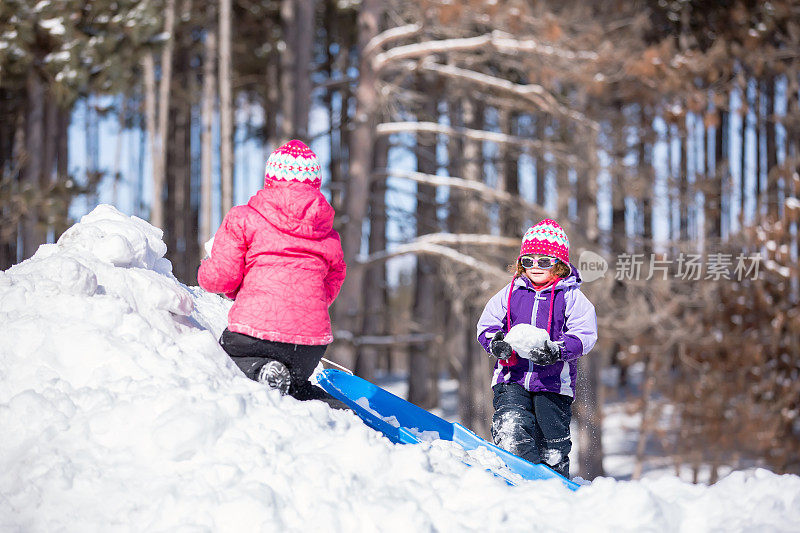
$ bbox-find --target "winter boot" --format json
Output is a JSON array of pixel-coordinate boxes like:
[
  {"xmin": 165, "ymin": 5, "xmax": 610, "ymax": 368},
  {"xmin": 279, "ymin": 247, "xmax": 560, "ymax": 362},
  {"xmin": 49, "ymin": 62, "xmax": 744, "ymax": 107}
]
[
  {"xmin": 257, "ymin": 360, "xmax": 291, "ymax": 395},
  {"xmin": 548, "ymin": 457, "xmax": 570, "ymax": 478}
]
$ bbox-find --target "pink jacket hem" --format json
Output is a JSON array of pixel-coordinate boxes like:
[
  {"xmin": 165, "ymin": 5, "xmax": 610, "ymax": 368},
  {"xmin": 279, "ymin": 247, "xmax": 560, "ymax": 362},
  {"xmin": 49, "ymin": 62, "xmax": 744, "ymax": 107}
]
[{"xmin": 229, "ymin": 322, "xmax": 334, "ymax": 346}]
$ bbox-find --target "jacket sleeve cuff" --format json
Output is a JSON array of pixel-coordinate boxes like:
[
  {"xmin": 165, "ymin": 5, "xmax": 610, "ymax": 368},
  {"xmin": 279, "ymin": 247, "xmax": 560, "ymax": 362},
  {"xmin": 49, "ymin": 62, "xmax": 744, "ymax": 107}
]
[
  {"xmin": 478, "ymin": 327, "xmax": 501, "ymax": 354},
  {"xmin": 560, "ymin": 334, "xmax": 584, "ymax": 361}
]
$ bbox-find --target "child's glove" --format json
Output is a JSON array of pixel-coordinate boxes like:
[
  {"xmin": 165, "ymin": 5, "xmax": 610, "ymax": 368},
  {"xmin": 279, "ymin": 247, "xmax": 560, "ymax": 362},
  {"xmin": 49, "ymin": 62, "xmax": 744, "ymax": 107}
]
[
  {"xmin": 490, "ymin": 331, "xmax": 514, "ymax": 360},
  {"xmin": 528, "ymin": 340, "xmax": 563, "ymax": 366}
]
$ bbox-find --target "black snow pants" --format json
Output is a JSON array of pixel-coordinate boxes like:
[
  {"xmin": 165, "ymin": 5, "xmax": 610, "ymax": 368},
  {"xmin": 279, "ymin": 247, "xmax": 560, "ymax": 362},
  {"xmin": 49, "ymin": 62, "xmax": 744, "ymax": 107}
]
[
  {"xmin": 219, "ymin": 328, "xmax": 333, "ymax": 402},
  {"xmin": 491, "ymin": 382, "xmax": 573, "ymax": 478}
]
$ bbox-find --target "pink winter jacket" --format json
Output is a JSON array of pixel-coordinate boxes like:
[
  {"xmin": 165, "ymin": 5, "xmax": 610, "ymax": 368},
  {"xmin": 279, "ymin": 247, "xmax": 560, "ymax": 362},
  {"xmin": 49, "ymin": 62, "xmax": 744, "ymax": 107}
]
[{"xmin": 198, "ymin": 181, "xmax": 346, "ymax": 345}]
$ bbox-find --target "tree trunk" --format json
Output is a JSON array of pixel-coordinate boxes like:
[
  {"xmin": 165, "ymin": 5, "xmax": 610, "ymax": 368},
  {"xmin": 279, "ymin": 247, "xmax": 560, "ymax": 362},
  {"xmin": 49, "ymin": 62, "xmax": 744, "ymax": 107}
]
[
  {"xmin": 182, "ymin": 22, "xmax": 200, "ymax": 284},
  {"xmin": 21, "ymin": 70, "xmax": 46, "ymax": 259},
  {"xmin": 54, "ymin": 106, "xmax": 70, "ymax": 238},
  {"xmin": 708, "ymin": 105, "xmax": 726, "ymax": 242},
  {"xmin": 639, "ymin": 106, "xmax": 653, "ymax": 254},
  {"xmin": 611, "ymin": 110, "xmax": 626, "ymax": 254},
  {"xmin": 201, "ymin": 15, "xmax": 217, "ymax": 248},
  {"xmin": 136, "ymin": 95, "xmax": 147, "ymax": 218},
  {"xmin": 469, "ymin": 301, "xmax": 492, "ymax": 439},
  {"xmin": 574, "ymin": 119, "xmax": 604, "ymax": 480},
  {"xmin": 408, "ymin": 84, "xmax": 438, "ymax": 410},
  {"xmin": 322, "ymin": 3, "xmax": 343, "ymax": 211},
  {"xmin": 740, "ymin": 78, "xmax": 749, "ymax": 228},
  {"xmin": 150, "ymin": 0, "xmax": 176, "ymax": 230},
  {"xmin": 166, "ymin": 27, "xmax": 191, "ymax": 282},
  {"xmin": 1, "ymin": 100, "xmax": 25, "ymax": 267},
  {"xmin": 754, "ymin": 81, "xmax": 762, "ymax": 218},
  {"xmin": 577, "ymin": 344, "xmax": 605, "ymax": 479},
  {"xmin": 465, "ymin": 97, "xmax": 493, "ymax": 435},
  {"xmin": 679, "ymin": 118, "xmax": 689, "ymax": 241},
  {"xmin": 294, "ymin": 0, "xmax": 314, "ymax": 139},
  {"xmin": 280, "ymin": 0, "xmax": 315, "ymax": 141},
  {"xmin": 43, "ymin": 91, "xmax": 57, "ymax": 202},
  {"xmin": 280, "ymin": 0, "xmax": 296, "ymax": 141},
  {"xmin": 632, "ymin": 350, "xmax": 654, "ymax": 480},
  {"xmin": 264, "ymin": 17, "xmax": 280, "ymax": 150},
  {"xmin": 329, "ymin": 0, "xmax": 382, "ymax": 371},
  {"xmin": 535, "ymin": 114, "xmax": 548, "ymax": 207},
  {"xmin": 219, "ymin": 0, "xmax": 234, "ymax": 214},
  {"xmin": 453, "ymin": 298, "xmax": 474, "ymax": 426},
  {"xmin": 765, "ymin": 75, "xmax": 779, "ymax": 221},
  {"xmin": 788, "ymin": 68, "xmax": 799, "ymax": 301},
  {"xmin": 499, "ymin": 110, "xmax": 522, "ymax": 236},
  {"xmin": 446, "ymin": 99, "xmax": 465, "ymax": 234},
  {"xmin": 444, "ymin": 96, "xmax": 473, "ymax": 426},
  {"xmin": 357, "ymin": 136, "xmax": 389, "ymax": 381},
  {"xmin": 87, "ymin": 96, "xmax": 101, "ymax": 209},
  {"xmin": 554, "ymin": 119, "xmax": 572, "ymax": 220}
]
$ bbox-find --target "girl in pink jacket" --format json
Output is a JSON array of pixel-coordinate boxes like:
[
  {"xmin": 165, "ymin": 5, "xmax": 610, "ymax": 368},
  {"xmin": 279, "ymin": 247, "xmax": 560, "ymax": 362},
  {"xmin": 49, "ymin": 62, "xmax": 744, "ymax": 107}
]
[{"xmin": 198, "ymin": 140, "xmax": 346, "ymax": 397}]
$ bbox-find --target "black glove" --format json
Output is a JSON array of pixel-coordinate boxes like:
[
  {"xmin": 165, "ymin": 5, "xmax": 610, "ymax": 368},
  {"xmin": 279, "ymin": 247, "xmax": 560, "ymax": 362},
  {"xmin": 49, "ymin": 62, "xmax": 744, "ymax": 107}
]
[
  {"xmin": 490, "ymin": 331, "xmax": 514, "ymax": 360},
  {"xmin": 528, "ymin": 340, "xmax": 563, "ymax": 366}
]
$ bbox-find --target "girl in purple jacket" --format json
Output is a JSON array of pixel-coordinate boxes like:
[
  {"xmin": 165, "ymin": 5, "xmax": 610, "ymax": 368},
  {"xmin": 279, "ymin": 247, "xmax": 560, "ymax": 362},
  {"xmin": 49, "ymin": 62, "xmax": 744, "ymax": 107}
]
[{"xmin": 476, "ymin": 219, "xmax": 597, "ymax": 477}]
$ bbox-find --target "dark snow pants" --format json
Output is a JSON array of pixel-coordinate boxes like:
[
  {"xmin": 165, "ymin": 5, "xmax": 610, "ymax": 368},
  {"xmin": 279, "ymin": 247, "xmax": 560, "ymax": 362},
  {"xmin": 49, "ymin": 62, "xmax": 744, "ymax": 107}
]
[
  {"xmin": 491, "ymin": 382, "xmax": 573, "ymax": 477},
  {"xmin": 219, "ymin": 328, "xmax": 328, "ymax": 400}
]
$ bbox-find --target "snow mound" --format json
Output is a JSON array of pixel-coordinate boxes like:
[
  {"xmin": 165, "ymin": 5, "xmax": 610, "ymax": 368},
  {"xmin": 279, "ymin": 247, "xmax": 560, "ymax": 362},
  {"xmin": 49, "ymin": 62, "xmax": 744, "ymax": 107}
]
[
  {"xmin": 1, "ymin": 205, "xmax": 799, "ymax": 532},
  {"xmin": 504, "ymin": 323, "xmax": 550, "ymax": 357}
]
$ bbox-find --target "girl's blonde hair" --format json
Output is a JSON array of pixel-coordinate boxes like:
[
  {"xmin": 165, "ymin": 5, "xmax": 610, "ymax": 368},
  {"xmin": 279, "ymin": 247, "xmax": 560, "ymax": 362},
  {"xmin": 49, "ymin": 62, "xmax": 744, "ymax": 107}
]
[{"xmin": 510, "ymin": 258, "xmax": 571, "ymax": 279}]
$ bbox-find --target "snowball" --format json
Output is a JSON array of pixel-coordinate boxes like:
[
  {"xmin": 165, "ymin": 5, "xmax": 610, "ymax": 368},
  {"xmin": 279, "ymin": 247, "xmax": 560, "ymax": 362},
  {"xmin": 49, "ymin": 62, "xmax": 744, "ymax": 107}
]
[{"xmin": 504, "ymin": 323, "xmax": 550, "ymax": 357}]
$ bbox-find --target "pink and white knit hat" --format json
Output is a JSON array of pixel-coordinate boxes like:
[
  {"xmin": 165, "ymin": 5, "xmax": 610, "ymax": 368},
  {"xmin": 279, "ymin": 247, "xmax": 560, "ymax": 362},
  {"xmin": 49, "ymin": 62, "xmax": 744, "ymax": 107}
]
[
  {"xmin": 264, "ymin": 140, "xmax": 322, "ymax": 188},
  {"xmin": 519, "ymin": 219, "xmax": 570, "ymax": 263}
]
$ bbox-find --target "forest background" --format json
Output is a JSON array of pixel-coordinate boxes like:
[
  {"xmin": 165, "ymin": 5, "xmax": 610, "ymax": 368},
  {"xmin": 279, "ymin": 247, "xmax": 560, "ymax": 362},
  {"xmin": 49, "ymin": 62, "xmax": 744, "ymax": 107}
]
[{"xmin": 1, "ymin": 0, "xmax": 798, "ymax": 481}]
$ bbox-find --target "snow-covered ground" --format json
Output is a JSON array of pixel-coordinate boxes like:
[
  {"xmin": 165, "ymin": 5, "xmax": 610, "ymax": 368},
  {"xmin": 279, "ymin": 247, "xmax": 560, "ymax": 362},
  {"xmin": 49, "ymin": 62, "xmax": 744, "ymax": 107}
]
[{"xmin": 1, "ymin": 205, "xmax": 799, "ymax": 532}]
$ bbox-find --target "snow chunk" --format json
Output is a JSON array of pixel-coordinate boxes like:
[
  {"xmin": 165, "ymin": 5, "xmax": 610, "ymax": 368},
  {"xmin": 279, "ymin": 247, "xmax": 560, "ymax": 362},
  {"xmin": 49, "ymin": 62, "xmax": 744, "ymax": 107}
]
[
  {"xmin": 58, "ymin": 205, "xmax": 169, "ymax": 271},
  {"xmin": 5, "ymin": 253, "xmax": 97, "ymax": 298},
  {"xmin": 504, "ymin": 323, "xmax": 550, "ymax": 357}
]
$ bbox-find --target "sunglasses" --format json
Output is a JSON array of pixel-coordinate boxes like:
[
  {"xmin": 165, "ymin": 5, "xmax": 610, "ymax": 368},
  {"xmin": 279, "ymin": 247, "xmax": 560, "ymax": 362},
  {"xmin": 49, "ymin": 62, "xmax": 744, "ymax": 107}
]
[{"xmin": 520, "ymin": 255, "xmax": 559, "ymax": 269}]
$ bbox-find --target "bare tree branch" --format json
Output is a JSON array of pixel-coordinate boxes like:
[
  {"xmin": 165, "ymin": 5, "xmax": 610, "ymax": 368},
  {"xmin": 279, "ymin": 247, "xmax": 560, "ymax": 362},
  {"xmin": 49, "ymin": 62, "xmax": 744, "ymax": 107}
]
[
  {"xmin": 375, "ymin": 166, "xmax": 556, "ymax": 219},
  {"xmin": 418, "ymin": 59, "xmax": 598, "ymax": 130},
  {"xmin": 363, "ymin": 23, "xmax": 422, "ymax": 59},
  {"xmin": 376, "ymin": 121, "xmax": 586, "ymax": 168},
  {"xmin": 360, "ymin": 240, "xmax": 509, "ymax": 279},
  {"xmin": 373, "ymin": 34, "xmax": 492, "ymax": 71},
  {"xmin": 415, "ymin": 232, "xmax": 520, "ymax": 248},
  {"xmin": 491, "ymin": 31, "xmax": 599, "ymax": 61},
  {"xmin": 372, "ymin": 30, "xmax": 598, "ymax": 72}
]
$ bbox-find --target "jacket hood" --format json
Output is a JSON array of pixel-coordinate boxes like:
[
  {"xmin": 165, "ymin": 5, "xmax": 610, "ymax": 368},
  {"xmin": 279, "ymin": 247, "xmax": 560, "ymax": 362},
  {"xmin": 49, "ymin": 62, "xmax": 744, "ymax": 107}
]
[
  {"xmin": 559, "ymin": 263, "xmax": 583, "ymax": 288},
  {"xmin": 248, "ymin": 181, "xmax": 334, "ymax": 239}
]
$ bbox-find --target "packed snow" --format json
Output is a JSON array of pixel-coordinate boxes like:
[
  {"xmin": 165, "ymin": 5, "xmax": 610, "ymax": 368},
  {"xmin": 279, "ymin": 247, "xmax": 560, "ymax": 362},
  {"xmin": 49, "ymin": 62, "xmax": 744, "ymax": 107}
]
[
  {"xmin": 504, "ymin": 323, "xmax": 551, "ymax": 357},
  {"xmin": 1, "ymin": 205, "xmax": 799, "ymax": 532}
]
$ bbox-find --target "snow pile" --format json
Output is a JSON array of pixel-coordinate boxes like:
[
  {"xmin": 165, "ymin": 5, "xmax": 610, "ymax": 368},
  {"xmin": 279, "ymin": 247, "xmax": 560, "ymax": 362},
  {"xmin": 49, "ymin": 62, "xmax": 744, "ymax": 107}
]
[
  {"xmin": 504, "ymin": 323, "xmax": 551, "ymax": 357},
  {"xmin": 1, "ymin": 205, "xmax": 800, "ymax": 532}
]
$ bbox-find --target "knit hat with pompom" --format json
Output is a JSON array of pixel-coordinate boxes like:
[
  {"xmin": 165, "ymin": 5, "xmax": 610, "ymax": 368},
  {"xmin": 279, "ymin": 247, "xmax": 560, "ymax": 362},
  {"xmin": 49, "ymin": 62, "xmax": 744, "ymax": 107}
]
[
  {"xmin": 264, "ymin": 140, "xmax": 322, "ymax": 188},
  {"xmin": 519, "ymin": 219, "xmax": 570, "ymax": 263}
]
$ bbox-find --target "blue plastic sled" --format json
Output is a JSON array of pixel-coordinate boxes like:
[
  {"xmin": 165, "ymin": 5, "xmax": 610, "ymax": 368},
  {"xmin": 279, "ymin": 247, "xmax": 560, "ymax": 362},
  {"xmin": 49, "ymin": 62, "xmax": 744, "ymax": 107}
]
[{"xmin": 315, "ymin": 369, "xmax": 581, "ymax": 491}]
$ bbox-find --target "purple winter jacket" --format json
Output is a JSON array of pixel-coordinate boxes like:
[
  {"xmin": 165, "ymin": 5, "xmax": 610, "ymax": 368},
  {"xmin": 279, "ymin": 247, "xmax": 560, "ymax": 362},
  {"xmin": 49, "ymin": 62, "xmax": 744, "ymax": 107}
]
[{"xmin": 476, "ymin": 264, "xmax": 598, "ymax": 397}]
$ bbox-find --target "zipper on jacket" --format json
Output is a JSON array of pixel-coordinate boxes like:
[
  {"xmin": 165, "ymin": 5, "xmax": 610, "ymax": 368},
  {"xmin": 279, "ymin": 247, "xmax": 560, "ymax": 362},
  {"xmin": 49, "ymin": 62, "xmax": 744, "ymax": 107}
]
[
  {"xmin": 531, "ymin": 289, "xmax": 543, "ymax": 327},
  {"xmin": 526, "ymin": 290, "xmax": 543, "ymax": 390}
]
